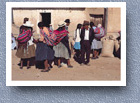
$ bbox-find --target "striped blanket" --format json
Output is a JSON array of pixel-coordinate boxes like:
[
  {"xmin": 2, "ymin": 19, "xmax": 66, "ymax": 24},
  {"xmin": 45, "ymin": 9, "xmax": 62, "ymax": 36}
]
[
  {"xmin": 40, "ymin": 29, "xmax": 68, "ymax": 46},
  {"xmin": 17, "ymin": 30, "xmax": 32, "ymax": 44}
]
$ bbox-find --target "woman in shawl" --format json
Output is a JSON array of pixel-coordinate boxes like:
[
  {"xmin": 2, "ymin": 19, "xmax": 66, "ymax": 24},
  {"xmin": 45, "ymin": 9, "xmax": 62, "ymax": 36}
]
[
  {"xmin": 53, "ymin": 21, "xmax": 73, "ymax": 68},
  {"xmin": 36, "ymin": 22, "xmax": 55, "ymax": 72},
  {"xmin": 16, "ymin": 21, "xmax": 36, "ymax": 69},
  {"xmin": 91, "ymin": 23, "xmax": 104, "ymax": 59}
]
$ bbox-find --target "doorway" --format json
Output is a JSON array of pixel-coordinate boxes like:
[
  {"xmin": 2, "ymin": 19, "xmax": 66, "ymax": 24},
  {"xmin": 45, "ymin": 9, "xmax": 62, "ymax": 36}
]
[
  {"xmin": 40, "ymin": 13, "xmax": 51, "ymax": 27},
  {"xmin": 90, "ymin": 14, "xmax": 104, "ymax": 27}
]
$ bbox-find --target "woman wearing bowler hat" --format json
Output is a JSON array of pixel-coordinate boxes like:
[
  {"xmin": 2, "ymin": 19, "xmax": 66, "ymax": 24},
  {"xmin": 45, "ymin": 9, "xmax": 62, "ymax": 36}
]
[{"xmin": 53, "ymin": 21, "xmax": 73, "ymax": 68}]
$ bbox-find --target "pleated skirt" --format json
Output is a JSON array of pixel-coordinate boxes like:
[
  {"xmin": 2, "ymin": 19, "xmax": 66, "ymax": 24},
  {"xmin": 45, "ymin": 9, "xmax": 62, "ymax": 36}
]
[
  {"xmin": 53, "ymin": 42, "xmax": 70, "ymax": 59},
  {"xmin": 35, "ymin": 42, "xmax": 54, "ymax": 61},
  {"xmin": 16, "ymin": 44, "xmax": 35, "ymax": 59},
  {"xmin": 91, "ymin": 39, "xmax": 102, "ymax": 50}
]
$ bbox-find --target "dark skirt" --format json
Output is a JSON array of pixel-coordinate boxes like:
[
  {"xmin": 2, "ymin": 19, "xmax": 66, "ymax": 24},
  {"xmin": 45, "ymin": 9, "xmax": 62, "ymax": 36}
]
[{"xmin": 35, "ymin": 41, "xmax": 54, "ymax": 61}]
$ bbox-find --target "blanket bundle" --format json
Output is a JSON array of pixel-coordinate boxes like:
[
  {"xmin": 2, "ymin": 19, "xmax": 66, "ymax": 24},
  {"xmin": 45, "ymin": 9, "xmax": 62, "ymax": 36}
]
[
  {"xmin": 94, "ymin": 27, "xmax": 105, "ymax": 39},
  {"xmin": 40, "ymin": 29, "xmax": 69, "ymax": 46},
  {"xmin": 17, "ymin": 30, "xmax": 32, "ymax": 44}
]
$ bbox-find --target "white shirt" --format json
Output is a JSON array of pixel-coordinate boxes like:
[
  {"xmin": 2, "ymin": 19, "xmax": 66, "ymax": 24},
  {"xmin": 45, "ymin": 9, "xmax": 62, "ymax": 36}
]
[
  {"xmin": 74, "ymin": 29, "xmax": 81, "ymax": 42},
  {"xmin": 84, "ymin": 29, "xmax": 89, "ymax": 40}
]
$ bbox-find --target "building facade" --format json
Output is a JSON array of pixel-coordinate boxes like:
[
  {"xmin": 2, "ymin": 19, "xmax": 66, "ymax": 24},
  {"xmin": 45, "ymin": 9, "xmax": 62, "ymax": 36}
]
[{"xmin": 12, "ymin": 8, "xmax": 120, "ymax": 37}]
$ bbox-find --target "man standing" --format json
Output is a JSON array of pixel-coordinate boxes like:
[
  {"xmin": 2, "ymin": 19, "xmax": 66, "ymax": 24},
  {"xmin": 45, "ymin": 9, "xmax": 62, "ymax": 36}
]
[
  {"xmin": 64, "ymin": 19, "xmax": 71, "ymax": 32},
  {"xmin": 80, "ymin": 21, "xmax": 94, "ymax": 65},
  {"xmin": 60, "ymin": 19, "xmax": 72, "ymax": 67}
]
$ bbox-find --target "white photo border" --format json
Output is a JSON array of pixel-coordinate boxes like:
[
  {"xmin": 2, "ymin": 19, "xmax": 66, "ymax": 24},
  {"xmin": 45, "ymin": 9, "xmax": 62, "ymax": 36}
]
[{"xmin": 6, "ymin": 2, "xmax": 126, "ymax": 86}]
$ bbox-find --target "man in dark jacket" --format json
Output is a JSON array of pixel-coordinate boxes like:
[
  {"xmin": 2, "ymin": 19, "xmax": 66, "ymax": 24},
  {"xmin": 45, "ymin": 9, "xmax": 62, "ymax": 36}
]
[{"xmin": 80, "ymin": 21, "xmax": 94, "ymax": 65}]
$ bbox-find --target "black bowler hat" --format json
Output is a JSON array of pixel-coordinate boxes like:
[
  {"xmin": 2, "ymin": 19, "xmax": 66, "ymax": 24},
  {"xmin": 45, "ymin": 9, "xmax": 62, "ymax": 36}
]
[{"xmin": 64, "ymin": 19, "xmax": 71, "ymax": 23}]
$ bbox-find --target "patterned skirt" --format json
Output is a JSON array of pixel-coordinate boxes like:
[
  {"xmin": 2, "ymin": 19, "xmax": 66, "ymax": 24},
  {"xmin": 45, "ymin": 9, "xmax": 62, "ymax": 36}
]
[
  {"xmin": 35, "ymin": 41, "xmax": 54, "ymax": 61},
  {"xmin": 16, "ymin": 44, "xmax": 35, "ymax": 59}
]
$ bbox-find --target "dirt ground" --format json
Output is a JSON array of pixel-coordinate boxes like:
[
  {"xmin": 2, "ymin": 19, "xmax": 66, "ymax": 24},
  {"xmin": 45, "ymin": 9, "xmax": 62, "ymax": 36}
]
[{"xmin": 12, "ymin": 50, "xmax": 120, "ymax": 81}]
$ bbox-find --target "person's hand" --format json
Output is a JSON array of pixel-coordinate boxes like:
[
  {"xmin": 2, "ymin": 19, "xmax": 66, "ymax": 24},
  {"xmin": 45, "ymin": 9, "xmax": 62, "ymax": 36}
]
[
  {"xmin": 37, "ymin": 39, "xmax": 40, "ymax": 42},
  {"xmin": 32, "ymin": 30, "xmax": 36, "ymax": 33}
]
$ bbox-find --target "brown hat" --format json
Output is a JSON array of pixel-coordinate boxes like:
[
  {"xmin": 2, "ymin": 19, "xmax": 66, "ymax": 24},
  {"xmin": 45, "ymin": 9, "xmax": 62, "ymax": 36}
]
[
  {"xmin": 23, "ymin": 17, "xmax": 29, "ymax": 23},
  {"xmin": 83, "ymin": 20, "xmax": 89, "ymax": 26},
  {"xmin": 58, "ymin": 21, "xmax": 65, "ymax": 27}
]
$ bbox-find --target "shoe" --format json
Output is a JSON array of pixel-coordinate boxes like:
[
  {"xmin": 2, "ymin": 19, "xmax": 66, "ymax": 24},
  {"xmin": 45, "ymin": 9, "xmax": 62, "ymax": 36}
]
[
  {"xmin": 20, "ymin": 67, "xmax": 23, "ymax": 69},
  {"xmin": 48, "ymin": 66, "xmax": 53, "ymax": 69},
  {"xmin": 80, "ymin": 63, "xmax": 84, "ymax": 66},
  {"xmin": 58, "ymin": 65, "xmax": 62, "ymax": 68},
  {"xmin": 85, "ymin": 63, "xmax": 90, "ymax": 66},
  {"xmin": 96, "ymin": 56, "xmax": 99, "ymax": 59},
  {"xmin": 50, "ymin": 65, "xmax": 53, "ymax": 68},
  {"xmin": 92, "ymin": 57, "xmax": 97, "ymax": 59},
  {"xmin": 68, "ymin": 65, "xmax": 73, "ymax": 68},
  {"xmin": 41, "ymin": 69, "xmax": 50, "ymax": 72},
  {"xmin": 27, "ymin": 66, "xmax": 31, "ymax": 69}
]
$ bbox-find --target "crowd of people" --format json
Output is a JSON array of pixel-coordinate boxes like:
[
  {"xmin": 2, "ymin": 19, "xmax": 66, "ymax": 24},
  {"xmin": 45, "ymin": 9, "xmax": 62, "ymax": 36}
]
[{"xmin": 12, "ymin": 17, "xmax": 105, "ymax": 72}]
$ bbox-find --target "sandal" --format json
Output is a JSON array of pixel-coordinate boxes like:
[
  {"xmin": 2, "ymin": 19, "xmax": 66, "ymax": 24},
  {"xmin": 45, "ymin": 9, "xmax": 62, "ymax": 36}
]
[
  {"xmin": 58, "ymin": 65, "xmax": 62, "ymax": 68},
  {"xmin": 96, "ymin": 56, "xmax": 99, "ymax": 59},
  {"xmin": 68, "ymin": 65, "xmax": 73, "ymax": 68},
  {"xmin": 85, "ymin": 63, "xmax": 90, "ymax": 66},
  {"xmin": 92, "ymin": 57, "xmax": 97, "ymax": 59},
  {"xmin": 27, "ymin": 66, "xmax": 31, "ymax": 69},
  {"xmin": 48, "ymin": 65, "xmax": 53, "ymax": 69},
  {"xmin": 41, "ymin": 69, "xmax": 50, "ymax": 72}
]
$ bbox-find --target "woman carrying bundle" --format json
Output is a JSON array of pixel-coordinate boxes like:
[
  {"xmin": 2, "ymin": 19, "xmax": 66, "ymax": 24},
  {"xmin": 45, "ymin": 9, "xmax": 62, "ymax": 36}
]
[
  {"xmin": 36, "ymin": 22, "xmax": 55, "ymax": 72},
  {"xmin": 53, "ymin": 21, "xmax": 73, "ymax": 68},
  {"xmin": 91, "ymin": 23, "xmax": 105, "ymax": 59},
  {"xmin": 16, "ymin": 21, "xmax": 36, "ymax": 69}
]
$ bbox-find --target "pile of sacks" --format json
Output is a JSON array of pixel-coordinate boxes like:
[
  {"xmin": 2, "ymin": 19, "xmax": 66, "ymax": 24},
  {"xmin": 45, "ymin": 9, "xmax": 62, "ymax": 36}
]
[{"xmin": 100, "ymin": 33, "xmax": 121, "ymax": 58}]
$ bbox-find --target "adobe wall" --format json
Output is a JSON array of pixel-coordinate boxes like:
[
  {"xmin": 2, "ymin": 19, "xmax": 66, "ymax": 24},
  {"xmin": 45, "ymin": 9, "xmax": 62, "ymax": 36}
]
[
  {"xmin": 107, "ymin": 8, "xmax": 121, "ymax": 34},
  {"xmin": 12, "ymin": 8, "xmax": 104, "ymax": 37}
]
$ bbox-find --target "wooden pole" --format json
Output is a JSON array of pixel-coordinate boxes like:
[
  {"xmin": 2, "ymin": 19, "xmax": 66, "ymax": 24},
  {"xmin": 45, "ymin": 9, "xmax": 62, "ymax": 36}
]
[{"xmin": 104, "ymin": 8, "xmax": 108, "ymax": 35}]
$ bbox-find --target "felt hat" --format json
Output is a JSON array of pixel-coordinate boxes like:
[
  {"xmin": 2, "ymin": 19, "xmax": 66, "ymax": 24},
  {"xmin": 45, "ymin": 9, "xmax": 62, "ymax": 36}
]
[
  {"xmin": 58, "ymin": 21, "xmax": 65, "ymax": 27},
  {"xmin": 23, "ymin": 21, "xmax": 34, "ymax": 27},
  {"xmin": 83, "ymin": 20, "xmax": 89, "ymax": 26}
]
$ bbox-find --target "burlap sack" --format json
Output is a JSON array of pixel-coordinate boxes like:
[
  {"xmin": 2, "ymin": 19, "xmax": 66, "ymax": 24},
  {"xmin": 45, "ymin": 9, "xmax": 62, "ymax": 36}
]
[
  {"xmin": 108, "ymin": 33, "xmax": 120, "ymax": 40},
  {"xmin": 114, "ymin": 40, "xmax": 120, "ymax": 52},
  {"xmin": 101, "ymin": 36, "xmax": 110, "ymax": 41},
  {"xmin": 101, "ymin": 38, "xmax": 114, "ymax": 57}
]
